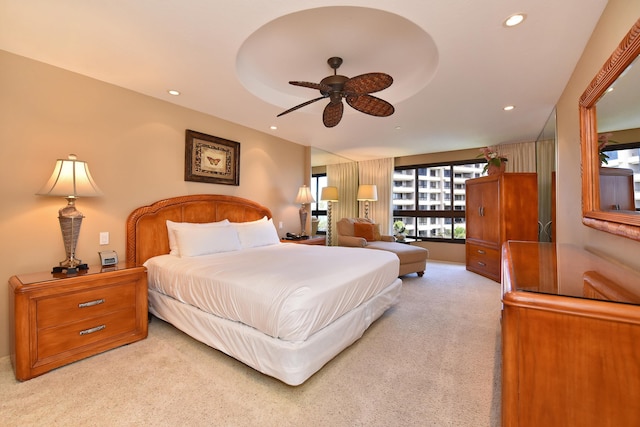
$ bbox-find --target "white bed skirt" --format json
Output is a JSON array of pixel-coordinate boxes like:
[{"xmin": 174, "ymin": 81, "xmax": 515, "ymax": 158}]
[{"xmin": 148, "ymin": 278, "xmax": 402, "ymax": 386}]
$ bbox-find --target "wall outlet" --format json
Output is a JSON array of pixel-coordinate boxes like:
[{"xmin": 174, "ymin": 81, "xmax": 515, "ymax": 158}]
[{"xmin": 99, "ymin": 231, "xmax": 109, "ymax": 245}]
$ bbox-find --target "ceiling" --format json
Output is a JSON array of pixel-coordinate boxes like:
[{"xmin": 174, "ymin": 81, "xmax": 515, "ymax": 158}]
[{"xmin": 0, "ymin": 0, "xmax": 608, "ymax": 164}]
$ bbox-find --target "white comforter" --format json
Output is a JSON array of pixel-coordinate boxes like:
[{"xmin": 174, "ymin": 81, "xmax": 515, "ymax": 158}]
[{"xmin": 144, "ymin": 243, "xmax": 399, "ymax": 342}]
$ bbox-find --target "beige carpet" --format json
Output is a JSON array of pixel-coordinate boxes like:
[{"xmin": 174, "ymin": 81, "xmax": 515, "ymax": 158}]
[{"xmin": 0, "ymin": 261, "xmax": 502, "ymax": 427}]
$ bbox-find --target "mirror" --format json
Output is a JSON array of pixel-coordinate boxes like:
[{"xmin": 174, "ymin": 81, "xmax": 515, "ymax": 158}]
[
  {"xmin": 311, "ymin": 147, "xmax": 354, "ymax": 167},
  {"xmin": 580, "ymin": 18, "xmax": 640, "ymax": 241},
  {"xmin": 536, "ymin": 109, "xmax": 556, "ymax": 242}
]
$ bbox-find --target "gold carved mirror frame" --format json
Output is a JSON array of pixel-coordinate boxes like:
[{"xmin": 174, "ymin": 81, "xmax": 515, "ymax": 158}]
[{"xmin": 580, "ymin": 18, "xmax": 640, "ymax": 241}]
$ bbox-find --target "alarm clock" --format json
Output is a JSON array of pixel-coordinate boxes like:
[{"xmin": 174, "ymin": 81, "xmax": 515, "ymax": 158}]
[{"xmin": 99, "ymin": 250, "xmax": 118, "ymax": 267}]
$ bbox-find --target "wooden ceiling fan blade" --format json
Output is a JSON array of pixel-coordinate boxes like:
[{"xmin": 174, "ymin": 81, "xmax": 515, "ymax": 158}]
[
  {"xmin": 277, "ymin": 96, "xmax": 327, "ymax": 117},
  {"xmin": 343, "ymin": 73, "xmax": 393, "ymax": 94},
  {"xmin": 323, "ymin": 101, "xmax": 344, "ymax": 127},
  {"xmin": 289, "ymin": 81, "xmax": 333, "ymax": 93},
  {"xmin": 346, "ymin": 94, "xmax": 395, "ymax": 117}
]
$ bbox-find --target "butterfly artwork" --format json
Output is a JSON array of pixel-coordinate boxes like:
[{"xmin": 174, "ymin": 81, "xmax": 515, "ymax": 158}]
[
  {"xmin": 200, "ymin": 147, "xmax": 226, "ymax": 172},
  {"xmin": 185, "ymin": 129, "xmax": 239, "ymax": 186},
  {"xmin": 206, "ymin": 156, "xmax": 221, "ymax": 166}
]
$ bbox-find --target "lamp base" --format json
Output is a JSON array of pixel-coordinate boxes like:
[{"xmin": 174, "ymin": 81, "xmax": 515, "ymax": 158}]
[
  {"xmin": 299, "ymin": 206, "xmax": 308, "ymax": 237},
  {"xmin": 55, "ymin": 198, "xmax": 87, "ymax": 275},
  {"xmin": 52, "ymin": 263, "xmax": 89, "ymax": 275}
]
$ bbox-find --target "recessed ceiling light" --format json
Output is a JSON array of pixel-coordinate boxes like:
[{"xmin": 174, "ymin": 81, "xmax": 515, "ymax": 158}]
[
  {"xmin": 504, "ymin": 13, "xmax": 526, "ymax": 27},
  {"xmin": 395, "ymin": 126, "xmax": 402, "ymax": 130},
  {"xmin": 503, "ymin": 105, "xmax": 515, "ymax": 111},
  {"xmin": 167, "ymin": 90, "xmax": 180, "ymax": 96},
  {"xmin": 270, "ymin": 125, "xmax": 278, "ymax": 130}
]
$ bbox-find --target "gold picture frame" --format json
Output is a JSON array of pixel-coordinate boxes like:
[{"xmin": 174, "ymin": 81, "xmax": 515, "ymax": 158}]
[{"xmin": 185, "ymin": 129, "xmax": 240, "ymax": 186}]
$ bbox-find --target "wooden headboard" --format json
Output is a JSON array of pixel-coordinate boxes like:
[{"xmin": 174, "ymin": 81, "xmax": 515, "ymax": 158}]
[{"xmin": 126, "ymin": 194, "xmax": 273, "ymax": 266}]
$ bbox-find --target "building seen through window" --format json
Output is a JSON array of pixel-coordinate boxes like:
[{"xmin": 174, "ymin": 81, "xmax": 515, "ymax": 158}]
[{"xmin": 393, "ymin": 162, "xmax": 486, "ymax": 242}]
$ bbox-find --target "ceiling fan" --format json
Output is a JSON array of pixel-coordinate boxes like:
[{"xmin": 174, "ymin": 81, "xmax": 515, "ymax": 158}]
[{"xmin": 277, "ymin": 57, "xmax": 395, "ymax": 128}]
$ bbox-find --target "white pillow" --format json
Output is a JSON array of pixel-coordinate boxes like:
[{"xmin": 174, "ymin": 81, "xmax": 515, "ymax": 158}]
[
  {"xmin": 174, "ymin": 224, "xmax": 241, "ymax": 257},
  {"xmin": 166, "ymin": 219, "xmax": 230, "ymax": 256},
  {"xmin": 234, "ymin": 217, "xmax": 280, "ymax": 249},
  {"xmin": 236, "ymin": 216, "xmax": 267, "ymax": 225}
]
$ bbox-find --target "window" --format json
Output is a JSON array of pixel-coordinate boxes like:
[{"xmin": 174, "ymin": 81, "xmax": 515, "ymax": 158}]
[{"xmin": 393, "ymin": 161, "xmax": 487, "ymax": 243}]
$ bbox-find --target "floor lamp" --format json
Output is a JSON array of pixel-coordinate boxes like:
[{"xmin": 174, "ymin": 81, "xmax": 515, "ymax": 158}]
[
  {"xmin": 294, "ymin": 184, "xmax": 315, "ymax": 237},
  {"xmin": 37, "ymin": 154, "xmax": 103, "ymax": 274},
  {"xmin": 357, "ymin": 184, "xmax": 377, "ymax": 219},
  {"xmin": 320, "ymin": 186, "xmax": 339, "ymax": 246}
]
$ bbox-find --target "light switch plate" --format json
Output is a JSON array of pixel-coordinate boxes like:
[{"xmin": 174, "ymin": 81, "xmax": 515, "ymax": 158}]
[{"xmin": 99, "ymin": 232, "xmax": 109, "ymax": 245}]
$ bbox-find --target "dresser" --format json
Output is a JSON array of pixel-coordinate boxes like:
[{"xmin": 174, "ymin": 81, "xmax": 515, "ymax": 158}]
[
  {"xmin": 501, "ymin": 242, "xmax": 640, "ymax": 427},
  {"xmin": 465, "ymin": 173, "xmax": 538, "ymax": 282},
  {"xmin": 9, "ymin": 264, "xmax": 148, "ymax": 381}
]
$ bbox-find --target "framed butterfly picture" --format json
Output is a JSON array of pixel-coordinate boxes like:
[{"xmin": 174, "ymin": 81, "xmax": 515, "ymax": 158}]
[{"xmin": 185, "ymin": 129, "xmax": 240, "ymax": 185}]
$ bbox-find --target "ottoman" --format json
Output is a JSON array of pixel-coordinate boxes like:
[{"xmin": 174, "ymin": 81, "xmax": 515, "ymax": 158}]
[{"xmin": 366, "ymin": 241, "xmax": 429, "ymax": 277}]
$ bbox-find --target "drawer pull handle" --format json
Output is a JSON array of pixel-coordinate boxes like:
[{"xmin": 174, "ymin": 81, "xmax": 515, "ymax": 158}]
[
  {"xmin": 79, "ymin": 325, "xmax": 106, "ymax": 336},
  {"xmin": 477, "ymin": 261, "xmax": 486, "ymax": 267},
  {"xmin": 477, "ymin": 249, "xmax": 486, "ymax": 254},
  {"xmin": 78, "ymin": 298, "xmax": 105, "ymax": 308}
]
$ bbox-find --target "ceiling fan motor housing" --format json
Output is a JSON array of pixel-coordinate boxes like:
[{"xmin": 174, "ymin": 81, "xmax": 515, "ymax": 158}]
[{"xmin": 320, "ymin": 74, "xmax": 348, "ymax": 98}]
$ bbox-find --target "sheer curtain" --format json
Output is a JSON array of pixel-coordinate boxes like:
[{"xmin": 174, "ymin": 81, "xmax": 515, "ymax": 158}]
[
  {"xmin": 537, "ymin": 139, "xmax": 555, "ymax": 241},
  {"xmin": 326, "ymin": 162, "xmax": 358, "ymax": 245},
  {"xmin": 358, "ymin": 158, "xmax": 394, "ymax": 234},
  {"xmin": 498, "ymin": 141, "xmax": 536, "ymax": 173}
]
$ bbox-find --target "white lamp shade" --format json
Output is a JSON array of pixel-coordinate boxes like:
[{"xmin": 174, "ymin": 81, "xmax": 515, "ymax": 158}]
[
  {"xmin": 320, "ymin": 186, "xmax": 339, "ymax": 202},
  {"xmin": 37, "ymin": 154, "xmax": 103, "ymax": 198},
  {"xmin": 357, "ymin": 184, "xmax": 378, "ymax": 201},
  {"xmin": 294, "ymin": 185, "xmax": 315, "ymax": 204}
]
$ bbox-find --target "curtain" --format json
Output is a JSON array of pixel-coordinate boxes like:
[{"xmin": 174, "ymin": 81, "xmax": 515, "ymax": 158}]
[
  {"xmin": 358, "ymin": 158, "xmax": 394, "ymax": 234},
  {"xmin": 537, "ymin": 139, "xmax": 555, "ymax": 241},
  {"xmin": 498, "ymin": 141, "xmax": 536, "ymax": 173},
  {"xmin": 326, "ymin": 162, "xmax": 358, "ymax": 245}
]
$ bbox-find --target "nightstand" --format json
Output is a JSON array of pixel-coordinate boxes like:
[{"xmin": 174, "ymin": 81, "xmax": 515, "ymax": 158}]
[
  {"xmin": 280, "ymin": 235, "xmax": 326, "ymax": 245},
  {"xmin": 9, "ymin": 263, "xmax": 148, "ymax": 381}
]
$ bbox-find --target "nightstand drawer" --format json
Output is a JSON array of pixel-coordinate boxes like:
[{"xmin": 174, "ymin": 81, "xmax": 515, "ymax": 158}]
[
  {"xmin": 37, "ymin": 308, "xmax": 137, "ymax": 360},
  {"xmin": 37, "ymin": 280, "xmax": 136, "ymax": 328}
]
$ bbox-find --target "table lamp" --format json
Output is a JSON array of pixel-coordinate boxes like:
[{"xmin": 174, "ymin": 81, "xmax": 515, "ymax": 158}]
[
  {"xmin": 37, "ymin": 154, "xmax": 103, "ymax": 274},
  {"xmin": 357, "ymin": 184, "xmax": 377, "ymax": 219},
  {"xmin": 294, "ymin": 185, "xmax": 315, "ymax": 237}
]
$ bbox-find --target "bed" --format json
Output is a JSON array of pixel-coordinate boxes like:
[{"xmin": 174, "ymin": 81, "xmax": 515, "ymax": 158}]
[{"xmin": 126, "ymin": 194, "xmax": 402, "ymax": 385}]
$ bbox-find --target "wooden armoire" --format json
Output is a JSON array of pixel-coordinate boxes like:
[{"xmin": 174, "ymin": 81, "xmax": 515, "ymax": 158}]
[
  {"xmin": 465, "ymin": 173, "xmax": 538, "ymax": 282},
  {"xmin": 599, "ymin": 167, "xmax": 635, "ymax": 211}
]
